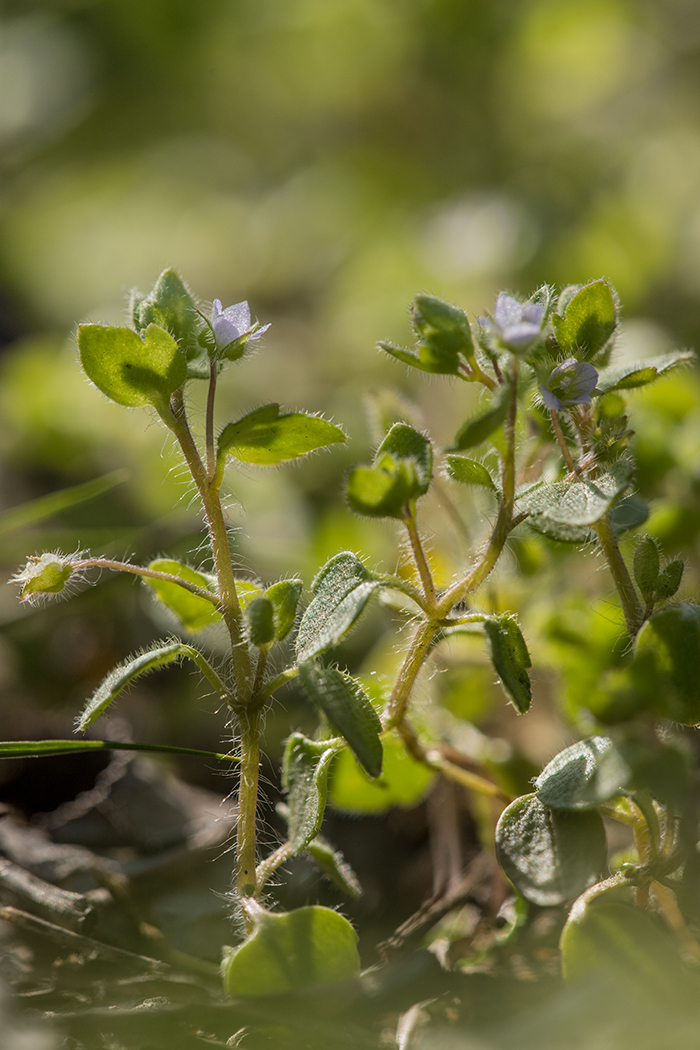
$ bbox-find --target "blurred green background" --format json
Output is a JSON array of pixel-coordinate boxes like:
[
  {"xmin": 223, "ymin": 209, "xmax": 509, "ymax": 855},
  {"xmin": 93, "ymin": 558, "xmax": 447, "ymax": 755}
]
[{"xmin": 1, "ymin": 0, "xmax": 700, "ymax": 799}]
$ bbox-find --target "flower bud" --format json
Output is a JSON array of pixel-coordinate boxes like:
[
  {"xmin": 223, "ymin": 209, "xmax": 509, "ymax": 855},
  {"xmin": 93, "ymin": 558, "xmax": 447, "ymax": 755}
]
[{"xmin": 14, "ymin": 553, "xmax": 73, "ymax": 600}]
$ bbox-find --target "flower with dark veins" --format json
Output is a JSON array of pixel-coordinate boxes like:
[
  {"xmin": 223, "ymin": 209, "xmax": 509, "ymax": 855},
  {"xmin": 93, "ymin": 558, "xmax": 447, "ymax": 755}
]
[
  {"xmin": 541, "ymin": 358, "xmax": 598, "ymax": 411},
  {"xmin": 211, "ymin": 299, "xmax": 270, "ymax": 357},
  {"xmin": 488, "ymin": 293, "xmax": 544, "ymax": 353}
]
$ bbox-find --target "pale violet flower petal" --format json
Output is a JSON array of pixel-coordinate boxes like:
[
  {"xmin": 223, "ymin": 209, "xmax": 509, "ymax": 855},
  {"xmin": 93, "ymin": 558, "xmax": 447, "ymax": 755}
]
[
  {"xmin": 540, "ymin": 384, "xmax": 565, "ymax": 411},
  {"xmin": 541, "ymin": 358, "xmax": 598, "ymax": 411},
  {"xmin": 502, "ymin": 322, "xmax": 542, "ymax": 349},
  {"xmin": 493, "ymin": 294, "xmax": 524, "ymax": 329}
]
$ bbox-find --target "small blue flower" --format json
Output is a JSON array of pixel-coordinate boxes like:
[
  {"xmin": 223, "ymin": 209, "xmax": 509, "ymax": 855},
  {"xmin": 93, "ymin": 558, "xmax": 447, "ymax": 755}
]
[
  {"xmin": 488, "ymin": 294, "xmax": 544, "ymax": 352},
  {"xmin": 211, "ymin": 299, "xmax": 270, "ymax": 353},
  {"xmin": 540, "ymin": 358, "xmax": 598, "ymax": 411}
]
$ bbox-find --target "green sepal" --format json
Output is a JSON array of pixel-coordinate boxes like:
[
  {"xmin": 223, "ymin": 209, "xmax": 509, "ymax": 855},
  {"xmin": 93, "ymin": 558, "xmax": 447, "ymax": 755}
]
[
  {"xmin": 218, "ymin": 404, "xmax": 346, "ymax": 466},
  {"xmin": 347, "ymin": 423, "xmax": 432, "ymax": 519},
  {"xmin": 134, "ymin": 268, "xmax": 201, "ymax": 361},
  {"xmin": 449, "ymin": 381, "xmax": 512, "ymax": 451},
  {"xmin": 595, "ymin": 350, "xmax": 695, "ymax": 395},
  {"xmin": 299, "ymin": 664, "xmax": 383, "ymax": 779},
  {"xmin": 495, "ymin": 793, "xmax": 607, "ymax": 906},
  {"xmin": 78, "ymin": 323, "xmax": 187, "ymax": 411},
  {"xmin": 632, "ymin": 535, "xmax": 661, "ymax": 598},
  {"xmin": 281, "ymin": 733, "xmax": 339, "ymax": 853},
  {"xmin": 295, "ymin": 552, "xmax": 382, "ymax": 663},
  {"xmin": 222, "ymin": 906, "xmax": 360, "ymax": 998},
  {"xmin": 244, "ymin": 597, "xmax": 275, "ymax": 647},
  {"xmin": 483, "ymin": 615, "xmax": 532, "ymax": 714},
  {"xmin": 77, "ymin": 641, "xmax": 194, "ymax": 730},
  {"xmin": 15, "ymin": 553, "xmax": 73, "ymax": 598},
  {"xmin": 535, "ymin": 736, "xmax": 630, "ymax": 810},
  {"xmin": 264, "ymin": 579, "xmax": 303, "ymax": 641},
  {"xmin": 551, "ymin": 279, "xmax": 618, "ymax": 361},
  {"xmin": 445, "ymin": 455, "xmax": 499, "ymax": 493},
  {"xmin": 145, "ymin": 559, "xmax": 221, "ymax": 632}
]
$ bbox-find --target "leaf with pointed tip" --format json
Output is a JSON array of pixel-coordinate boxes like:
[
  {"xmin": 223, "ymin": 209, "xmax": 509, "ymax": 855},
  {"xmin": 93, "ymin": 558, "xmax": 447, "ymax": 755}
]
[
  {"xmin": 347, "ymin": 423, "xmax": 432, "ymax": 519},
  {"xmin": 218, "ymin": 404, "xmax": 345, "ymax": 466},
  {"xmin": 296, "ymin": 552, "xmax": 381, "ymax": 662},
  {"xmin": 483, "ymin": 615, "xmax": 532, "ymax": 713},
  {"xmin": 535, "ymin": 736, "xmax": 630, "ymax": 810},
  {"xmin": 78, "ymin": 323, "xmax": 187, "ymax": 411},
  {"xmin": 222, "ymin": 906, "xmax": 360, "ymax": 997},
  {"xmin": 496, "ymin": 793, "xmax": 607, "ymax": 906},
  {"xmin": 378, "ymin": 423, "xmax": 432, "ymax": 494},
  {"xmin": 265, "ymin": 579, "xmax": 303, "ymax": 641},
  {"xmin": 282, "ymin": 733, "xmax": 340, "ymax": 854},
  {"xmin": 379, "ymin": 340, "xmax": 461, "ymax": 376},
  {"xmin": 146, "ymin": 559, "xmax": 221, "ymax": 632},
  {"xmin": 518, "ymin": 461, "xmax": 632, "ymax": 533},
  {"xmin": 595, "ymin": 351, "xmax": 695, "ymax": 394},
  {"xmin": 307, "ymin": 837, "xmax": 362, "ymax": 898},
  {"xmin": 135, "ymin": 268, "xmax": 201, "ymax": 361},
  {"xmin": 552, "ymin": 280, "xmax": 617, "ymax": 360},
  {"xmin": 445, "ymin": 455, "xmax": 499, "ymax": 493},
  {"xmin": 450, "ymin": 381, "xmax": 512, "ymax": 451},
  {"xmin": 77, "ymin": 642, "xmax": 188, "ymax": 730},
  {"xmin": 299, "ymin": 664, "xmax": 383, "ymax": 779}
]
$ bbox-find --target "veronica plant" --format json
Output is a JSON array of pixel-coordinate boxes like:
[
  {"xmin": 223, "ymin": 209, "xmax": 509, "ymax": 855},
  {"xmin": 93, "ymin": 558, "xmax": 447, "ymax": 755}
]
[{"xmin": 5, "ymin": 270, "xmax": 700, "ymax": 997}]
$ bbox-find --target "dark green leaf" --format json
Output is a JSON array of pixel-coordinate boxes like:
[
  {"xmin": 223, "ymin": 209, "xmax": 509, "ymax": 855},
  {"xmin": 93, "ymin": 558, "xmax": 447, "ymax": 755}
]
[
  {"xmin": 218, "ymin": 404, "xmax": 346, "ymax": 465},
  {"xmin": 633, "ymin": 602, "xmax": 700, "ymax": 725},
  {"xmin": 483, "ymin": 615, "xmax": 532, "ymax": 714},
  {"xmin": 299, "ymin": 664, "xmax": 383, "ymax": 779},
  {"xmin": 306, "ymin": 836, "xmax": 362, "ymax": 898},
  {"xmin": 282, "ymin": 733, "xmax": 339, "ymax": 853},
  {"xmin": 535, "ymin": 736, "xmax": 630, "ymax": 810},
  {"xmin": 633, "ymin": 536, "xmax": 661, "ymax": 597},
  {"xmin": 295, "ymin": 552, "xmax": 381, "ymax": 662},
  {"xmin": 264, "ymin": 579, "xmax": 303, "ymax": 641},
  {"xmin": 518, "ymin": 460, "xmax": 632, "ymax": 530},
  {"xmin": 245, "ymin": 597, "xmax": 275, "ymax": 647},
  {"xmin": 77, "ymin": 642, "xmax": 191, "ymax": 730},
  {"xmin": 496, "ymin": 794, "xmax": 607, "ymax": 906},
  {"xmin": 595, "ymin": 351, "xmax": 696, "ymax": 394},
  {"xmin": 655, "ymin": 559, "xmax": 684, "ymax": 599},
  {"xmin": 445, "ymin": 455, "xmax": 499, "ymax": 492},
  {"xmin": 609, "ymin": 494, "xmax": 649, "ymax": 535},
  {"xmin": 379, "ymin": 339, "xmax": 461, "ymax": 376},
  {"xmin": 552, "ymin": 279, "xmax": 618, "ymax": 360},
  {"xmin": 78, "ymin": 323, "xmax": 187, "ymax": 411},
  {"xmin": 450, "ymin": 381, "xmax": 511, "ymax": 451},
  {"xmin": 222, "ymin": 906, "xmax": 360, "ymax": 997},
  {"xmin": 146, "ymin": 559, "xmax": 221, "ymax": 632}
]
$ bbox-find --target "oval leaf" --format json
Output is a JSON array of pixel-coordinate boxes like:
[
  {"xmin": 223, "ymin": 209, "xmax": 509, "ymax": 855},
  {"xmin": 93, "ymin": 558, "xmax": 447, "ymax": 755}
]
[
  {"xmin": 77, "ymin": 642, "xmax": 187, "ymax": 730},
  {"xmin": 223, "ymin": 906, "xmax": 360, "ymax": 998},
  {"xmin": 535, "ymin": 736, "xmax": 631, "ymax": 810},
  {"xmin": 445, "ymin": 455, "xmax": 499, "ymax": 493},
  {"xmin": 517, "ymin": 460, "xmax": 632, "ymax": 529},
  {"xmin": 264, "ymin": 579, "xmax": 303, "ymax": 641},
  {"xmin": 633, "ymin": 602, "xmax": 700, "ymax": 725},
  {"xmin": 282, "ymin": 733, "xmax": 339, "ymax": 853},
  {"xmin": 146, "ymin": 559, "xmax": 221, "ymax": 632},
  {"xmin": 78, "ymin": 323, "xmax": 187, "ymax": 410},
  {"xmin": 449, "ymin": 381, "xmax": 512, "ymax": 451},
  {"xmin": 483, "ymin": 615, "xmax": 532, "ymax": 714},
  {"xmin": 295, "ymin": 552, "xmax": 381, "ymax": 662},
  {"xmin": 245, "ymin": 597, "xmax": 275, "ymax": 647},
  {"xmin": 299, "ymin": 664, "xmax": 383, "ymax": 779},
  {"xmin": 218, "ymin": 404, "xmax": 345, "ymax": 465},
  {"xmin": 552, "ymin": 279, "xmax": 617, "ymax": 360},
  {"xmin": 496, "ymin": 793, "xmax": 607, "ymax": 906}
]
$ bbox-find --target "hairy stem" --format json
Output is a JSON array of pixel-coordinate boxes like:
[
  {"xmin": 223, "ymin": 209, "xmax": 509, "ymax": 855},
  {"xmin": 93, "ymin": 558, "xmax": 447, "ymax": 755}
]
[
  {"xmin": 72, "ymin": 559, "xmax": 219, "ymax": 606},
  {"xmin": 594, "ymin": 515, "xmax": 644, "ymax": 638},
  {"xmin": 205, "ymin": 360, "xmax": 218, "ymax": 483},
  {"xmin": 236, "ymin": 708, "xmax": 261, "ymax": 901},
  {"xmin": 403, "ymin": 514, "xmax": 437, "ymax": 609},
  {"xmin": 549, "ymin": 408, "xmax": 577, "ymax": 474}
]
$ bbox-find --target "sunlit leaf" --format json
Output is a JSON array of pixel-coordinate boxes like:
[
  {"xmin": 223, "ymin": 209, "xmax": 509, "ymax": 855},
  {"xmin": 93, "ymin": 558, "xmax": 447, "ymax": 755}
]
[
  {"xmin": 518, "ymin": 460, "xmax": 632, "ymax": 533},
  {"xmin": 146, "ymin": 559, "xmax": 221, "ymax": 631},
  {"xmin": 135, "ymin": 268, "xmax": 201, "ymax": 361},
  {"xmin": 595, "ymin": 351, "xmax": 695, "ymax": 394},
  {"xmin": 264, "ymin": 579, "xmax": 303, "ymax": 641},
  {"xmin": 78, "ymin": 323, "xmax": 187, "ymax": 411},
  {"xmin": 483, "ymin": 615, "xmax": 532, "ymax": 714},
  {"xmin": 552, "ymin": 280, "xmax": 617, "ymax": 360},
  {"xmin": 218, "ymin": 404, "xmax": 345, "ymax": 465},
  {"xmin": 535, "ymin": 736, "xmax": 630, "ymax": 810},
  {"xmin": 295, "ymin": 552, "xmax": 381, "ymax": 662},
  {"xmin": 445, "ymin": 455, "xmax": 499, "ymax": 492},
  {"xmin": 329, "ymin": 732, "xmax": 435, "ymax": 814}
]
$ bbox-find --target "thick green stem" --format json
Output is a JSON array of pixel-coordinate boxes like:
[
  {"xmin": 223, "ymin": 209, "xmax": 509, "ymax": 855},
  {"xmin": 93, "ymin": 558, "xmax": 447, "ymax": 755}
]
[
  {"xmin": 236, "ymin": 708, "xmax": 261, "ymax": 900},
  {"xmin": 594, "ymin": 515, "xmax": 644, "ymax": 638}
]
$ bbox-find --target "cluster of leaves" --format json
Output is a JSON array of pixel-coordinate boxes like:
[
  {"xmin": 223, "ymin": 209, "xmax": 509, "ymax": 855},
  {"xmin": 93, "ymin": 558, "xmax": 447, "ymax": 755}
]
[{"xmin": 4, "ymin": 269, "xmax": 700, "ymax": 1008}]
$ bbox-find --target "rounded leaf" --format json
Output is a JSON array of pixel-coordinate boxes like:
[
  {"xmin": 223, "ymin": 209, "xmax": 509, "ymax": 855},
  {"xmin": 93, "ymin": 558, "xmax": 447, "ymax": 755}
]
[
  {"xmin": 146, "ymin": 559, "xmax": 221, "ymax": 632},
  {"xmin": 535, "ymin": 736, "xmax": 630, "ymax": 811},
  {"xmin": 78, "ymin": 323, "xmax": 187, "ymax": 410},
  {"xmin": 633, "ymin": 536, "xmax": 660, "ymax": 597},
  {"xmin": 223, "ymin": 906, "xmax": 360, "ymax": 998},
  {"xmin": 496, "ymin": 794, "xmax": 607, "ymax": 906},
  {"xmin": 551, "ymin": 279, "xmax": 617, "ymax": 360},
  {"xmin": 633, "ymin": 602, "xmax": 700, "ymax": 725}
]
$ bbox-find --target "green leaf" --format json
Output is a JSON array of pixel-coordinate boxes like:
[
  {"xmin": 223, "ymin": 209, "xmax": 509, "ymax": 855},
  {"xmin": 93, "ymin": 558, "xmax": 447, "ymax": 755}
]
[
  {"xmin": 145, "ymin": 559, "xmax": 221, "ymax": 632},
  {"xmin": 329, "ymin": 732, "xmax": 436, "ymax": 814},
  {"xmin": 655, "ymin": 559, "xmax": 684, "ymax": 600},
  {"xmin": 306, "ymin": 837, "xmax": 362, "ymax": 898},
  {"xmin": 347, "ymin": 424, "xmax": 432, "ymax": 519},
  {"xmin": 632, "ymin": 602, "xmax": 700, "ymax": 725},
  {"xmin": 222, "ymin": 905, "xmax": 360, "ymax": 997},
  {"xmin": 77, "ymin": 642, "xmax": 192, "ymax": 730},
  {"xmin": 135, "ymin": 268, "xmax": 201, "ymax": 360},
  {"xmin": 379, "ymin": 340, "xmax": 462, "ymax": 376},
  {"xmin": 535, "ymin": 736, "xmax": 630, "ymax": 810},
  {"xmin": 378, "ymin": 423, "xmax": 432, "ymax": 494},
  {"xmin": 282, "ymin": 733, "xmax": 339, "ymax": 853},
  {"xmin": 0, "ymin": 739, "xmax": 239, "ymax": 763},
  {"xmin": 218, "ymin": 404, "xmax": 345, "ymax": 466},
  {"xmin": 295, "ymin": 552, "xmax": 381, "ymax": 662},
  {"xmin": 445, "ymin": 455, "xmax": 499, "ymax": 493},
  {"xmin": 552, "ymin": 279, "xmax": 618, "ymax": 360},
  {"xmin": 609, "ymin": 493, "xmax": 649, "ymax": 535},
  {"xmin": 633, "ymin": 536, "xmax": 661, "ymax": 597},
  {"xmin": 264, "ymin": 579, "xmax": 303, "ymax": 641},
  {"xmin": 496, "ymin": 793, "xmax": 607, "ymax": 906},
  {"xmin": 561, "ymin": 896, "xmax": 693, "ymax": 995},
  {"xmin": 77, "ymin": 323, "xmax": 187, "ymax": 411},
  {"xmin": 518, "ymin": 460, "xmax": 632, "ymax": 533},
  {"xmin": 450, "ymin": 381, "xmax": 512, "ymax": 451},
  {"xmin": 245, "ymin": 597, "xmax": 275, "ymax": 647},
  {"xmin": 299, "ymin": 664, "xmax": 383, "ymax": 779},
  {"xmin": 595, "ymin": 350, "xmax": 696, "ymax": 394},
  {"xmin": 483, "ymin": 615, "xmax": 532, "ymax": 714}
]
